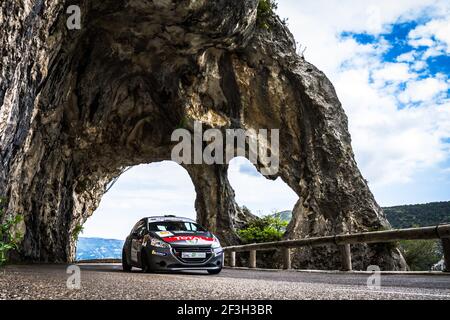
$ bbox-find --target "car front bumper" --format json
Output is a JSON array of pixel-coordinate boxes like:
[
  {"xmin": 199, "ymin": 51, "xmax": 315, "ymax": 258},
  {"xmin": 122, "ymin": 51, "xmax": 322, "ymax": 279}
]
[{"xmin": 144, "ymin": 246, "xmax": 224, "ymax": 271}]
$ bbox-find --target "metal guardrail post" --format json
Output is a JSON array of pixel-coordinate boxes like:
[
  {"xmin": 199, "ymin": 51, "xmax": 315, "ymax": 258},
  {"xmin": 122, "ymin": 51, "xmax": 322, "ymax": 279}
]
[
  {"xmin": 249, "ymin": 250, "xmax": 256, "ymax": 268},
  {"xmin": 230, "ymin": 251, "xmax": 236, "ymax": 268},
  {"xmin": 339, "ymin": 244, "xmax": 352, "ymax": 271},
  {"xmin": 442, "ymin": 238, "xmax": 450, "ymax": 272},
  {"xmin": 282, "ymin": 248, "xmax": 291, "ymax": 270}
]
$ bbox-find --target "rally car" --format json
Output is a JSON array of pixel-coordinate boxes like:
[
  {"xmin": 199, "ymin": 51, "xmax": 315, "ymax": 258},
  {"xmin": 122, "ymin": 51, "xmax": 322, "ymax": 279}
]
[{"xmin": 122, "ymin": 216, "xmax": 223, "ymax": 274}]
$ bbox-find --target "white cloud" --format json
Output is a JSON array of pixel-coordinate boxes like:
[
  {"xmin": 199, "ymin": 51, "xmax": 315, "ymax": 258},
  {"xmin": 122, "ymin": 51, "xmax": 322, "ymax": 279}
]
[
  {"xmin": 408, "ymin": 18, "xmax": 450, "ymax": 55},
  {"xmin": 411, "ymin": 60, "xmax": 427, "ymax": 71},
  {"xmin": 372, "ymin": 62, "xmax": 417, "ymax": 85},
  {"xmin": 277, "ymin": 0, "xmax": 445, "ymax": 76},
  {"xmin": 399, "ymin": 77, "xmax": 449, "ymax": 103},
  {"xmin": 409, "ymin": 37, "xmax": 436, "ymax": 48},
  {"xmin": 396, "ymin": 51, "xmax": 416, "ymax": 62}
]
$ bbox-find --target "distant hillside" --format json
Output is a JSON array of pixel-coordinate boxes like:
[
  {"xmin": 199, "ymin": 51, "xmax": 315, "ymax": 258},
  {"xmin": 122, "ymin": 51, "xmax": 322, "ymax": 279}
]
[
  {"xmin": 274, "ymin": 210, "xmax": 292, "ymax": 223},
  {"xmin": 383, "ymin": 201, "xmax": 450, "ymax": 229},
  {"xmin": 76, "ymin": 237, "xmax": 124, "ymax": 261},
  {"xmin": 271, "ymin": 201, "xmax": 450, "ymax": 229}
]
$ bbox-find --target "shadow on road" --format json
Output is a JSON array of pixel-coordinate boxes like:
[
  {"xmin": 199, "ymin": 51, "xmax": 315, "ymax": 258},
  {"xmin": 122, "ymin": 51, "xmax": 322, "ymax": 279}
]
[{"xmin": 77, "ymin": 263, "xmax": 214, "ymax": 276}]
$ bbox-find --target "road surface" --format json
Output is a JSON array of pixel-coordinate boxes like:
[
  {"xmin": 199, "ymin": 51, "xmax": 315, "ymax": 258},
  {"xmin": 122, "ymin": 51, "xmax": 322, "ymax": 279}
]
[{"xmin": 1, "ymin": 264, "xmax": 449, "ymax": 300}]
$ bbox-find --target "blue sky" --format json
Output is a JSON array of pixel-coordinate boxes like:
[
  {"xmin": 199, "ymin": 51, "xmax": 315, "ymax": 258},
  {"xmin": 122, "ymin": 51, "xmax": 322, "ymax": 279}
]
[
  {"xmin": 341, "ymin": 21, "xmax": 450, "ymax": 83},
  {"xmin": 82, "ymin": 0, "xmax": 450, "ymax": 239}
]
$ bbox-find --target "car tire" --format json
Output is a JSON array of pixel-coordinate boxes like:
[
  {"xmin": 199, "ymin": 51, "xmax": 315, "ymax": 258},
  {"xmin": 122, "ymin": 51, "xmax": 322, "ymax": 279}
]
[
  {"xmin": 141, "ymin": 252, "xmax": 153, "ymax": 273},
  {"xmin": 207, "ymin": 268, "xmax": 222, "ymax": 275},
  {"xmin": 122, "ymin": 249, "xmax": 132, "ymax": 272}
]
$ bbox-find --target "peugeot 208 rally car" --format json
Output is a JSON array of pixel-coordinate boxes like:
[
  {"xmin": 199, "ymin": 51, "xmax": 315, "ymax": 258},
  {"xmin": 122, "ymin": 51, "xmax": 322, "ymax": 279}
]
[{"xmin": 122, "ymin": 216, "xmax": 223, "ymax": 274}]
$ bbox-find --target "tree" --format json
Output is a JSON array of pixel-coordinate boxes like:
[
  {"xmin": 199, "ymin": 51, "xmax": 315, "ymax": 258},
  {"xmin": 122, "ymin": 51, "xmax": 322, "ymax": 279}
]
[
  {"xmin": 0, "ymin": 198, "xmax": 24, "ymax": 266},
  {"xmin": 399, "ymin": 240, "xmax": 441, "ymax": 271},
  {"xmin": 257, "ymin": 0, "xmax": 278, "ymax": 29},
  {"xmin": 238, "ymin": 213, "xmax": 288, "ymax": 244}
]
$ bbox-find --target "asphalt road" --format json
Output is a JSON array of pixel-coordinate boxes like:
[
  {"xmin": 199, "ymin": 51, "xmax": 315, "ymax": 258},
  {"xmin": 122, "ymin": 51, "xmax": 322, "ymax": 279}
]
[{"xmin": 1, "ymin": 264, "xmax": 449, "ymax": 300}]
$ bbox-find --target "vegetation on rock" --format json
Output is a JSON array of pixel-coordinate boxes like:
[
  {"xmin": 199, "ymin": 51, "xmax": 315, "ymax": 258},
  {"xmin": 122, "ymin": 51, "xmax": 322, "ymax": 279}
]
[
  {"xmin": 238, "ymin": 213, "xmax": 288, "ymax": 244},
  {"xmin": 73, "ymin": 224, "xmax": 84, "ymax": 242},
  {"xmin": 257, "ymin": 0, "xmax": 278, "ymax": 29},
  {"xmin": 399, "ymin": 239, "xmax": 441, "ymax": 271},
  {"xmin": 0, "ymin": 198, "xmax": 23, "ymax": 266}
]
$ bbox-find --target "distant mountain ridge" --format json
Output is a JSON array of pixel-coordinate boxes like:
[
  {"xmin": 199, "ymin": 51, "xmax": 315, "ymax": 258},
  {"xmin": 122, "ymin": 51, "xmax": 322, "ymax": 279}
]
[
  {"xmin": 383, "ymin": 201, "xmax": 450, "ymax": 229},
  {"xmin": 271, "ymin": 201, "xmax": 450, "ymax": 229},
  {"xmin": 76, "ymin": 237, "xmax": 124, "ymax": 261}
]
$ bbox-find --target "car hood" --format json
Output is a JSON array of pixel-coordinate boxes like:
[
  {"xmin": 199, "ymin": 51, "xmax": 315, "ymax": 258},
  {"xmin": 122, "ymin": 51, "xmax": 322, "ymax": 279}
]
[{"xmin": 150, "ymin": 231, "xmax": 216, "ymax": 246}]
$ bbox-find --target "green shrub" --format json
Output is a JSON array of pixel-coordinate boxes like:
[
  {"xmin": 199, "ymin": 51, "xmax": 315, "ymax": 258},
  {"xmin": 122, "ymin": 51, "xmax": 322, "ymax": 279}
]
[
  {"xmin": 73, "ymin": 224, "xmax": 84, "ymax": 241},
  {"xmin": 176, "ymin": 116, "xmax": 189, "ymax": 130},
  {"xmin": 238, "ymin": 214, "xmax": 288, "ymax": 244},
  {"xmin": 0, "ymin": 198, "xmax": 24, "ymax": 266},
  {"xmin": 399, "ymin": 239, "xmax": 441, "ymax": 271},
  {"xmin": 257, "ymin": 0, "xmax": 278, "ymax": 29}
]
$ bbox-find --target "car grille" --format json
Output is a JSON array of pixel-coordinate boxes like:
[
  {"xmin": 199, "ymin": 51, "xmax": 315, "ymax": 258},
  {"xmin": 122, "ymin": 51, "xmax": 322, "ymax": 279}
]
[{"xmin": 172, "ymin": 246, "xmax": 213, "ymax": 264}]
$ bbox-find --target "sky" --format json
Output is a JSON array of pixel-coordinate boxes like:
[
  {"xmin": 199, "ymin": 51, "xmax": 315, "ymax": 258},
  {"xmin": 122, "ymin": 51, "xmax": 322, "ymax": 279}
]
[{"xmin": 82, "ymin": 0, "xmax": 450, "ymax": 240}]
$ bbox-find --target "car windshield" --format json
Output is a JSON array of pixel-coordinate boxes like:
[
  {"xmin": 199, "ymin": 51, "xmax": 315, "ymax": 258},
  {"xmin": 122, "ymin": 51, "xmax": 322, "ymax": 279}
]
[{"xmin": 148, "ymin": 221, "xmax": 207, "ymax": 233}]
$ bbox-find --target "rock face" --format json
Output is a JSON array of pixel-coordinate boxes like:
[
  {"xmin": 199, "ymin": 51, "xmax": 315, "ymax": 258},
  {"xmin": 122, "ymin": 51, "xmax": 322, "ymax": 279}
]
[{"xmin": 0, "ymin": 0, "xmax": 405, "ymax": 269}]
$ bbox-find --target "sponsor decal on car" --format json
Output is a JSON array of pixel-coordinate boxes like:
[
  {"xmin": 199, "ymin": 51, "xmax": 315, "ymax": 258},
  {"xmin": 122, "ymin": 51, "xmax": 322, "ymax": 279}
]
[
  {"xmin": 152, "ymin": 250, "xmax": 167, "ymax": 256},
  {"xmin": 163, "ymin": 236, "xmax": 214, "ymax": 243},
  {"xmin": 155, "ymin": 231, "xmax": 174, "ymax": 238}
]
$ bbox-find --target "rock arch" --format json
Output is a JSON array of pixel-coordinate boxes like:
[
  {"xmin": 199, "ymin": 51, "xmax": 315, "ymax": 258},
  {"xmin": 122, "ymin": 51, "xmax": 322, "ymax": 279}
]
[
  {"xmin": 226, "ymin": 156, "xmax": 298, "ymax": 214},
  {"xmin": 0, "ymin": 0, "xmax": 405, "ymax": 269},
  {"xmin": 81, "ymin": 161, "xmax": 198, "ymax": 239}
]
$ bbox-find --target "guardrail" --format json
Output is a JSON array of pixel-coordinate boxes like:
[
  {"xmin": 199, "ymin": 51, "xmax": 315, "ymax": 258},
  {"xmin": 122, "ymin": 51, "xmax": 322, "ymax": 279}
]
[{"xmin": 223, "ymin": 224, "xmax": 450, "ymax": 272}]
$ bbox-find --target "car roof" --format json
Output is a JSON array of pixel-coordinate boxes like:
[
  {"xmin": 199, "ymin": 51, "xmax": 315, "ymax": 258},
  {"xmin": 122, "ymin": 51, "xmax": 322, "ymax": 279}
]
[{"xmin": 146, "ymin": 216, "xmax": 196, "ymax": 223}]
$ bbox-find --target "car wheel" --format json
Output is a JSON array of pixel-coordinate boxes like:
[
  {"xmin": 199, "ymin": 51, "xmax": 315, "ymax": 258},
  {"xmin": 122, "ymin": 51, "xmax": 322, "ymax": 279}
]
[
  {"xmin": 122, "ymin": 249, "xmax": 132, "ymax": 272},
  {"xmin": 141, "ymin": 252, "xmax": 153, "ymax": 273},
  {"xmin": 207, "ymin": 268, "xmax": 222, "ymax": 275}
]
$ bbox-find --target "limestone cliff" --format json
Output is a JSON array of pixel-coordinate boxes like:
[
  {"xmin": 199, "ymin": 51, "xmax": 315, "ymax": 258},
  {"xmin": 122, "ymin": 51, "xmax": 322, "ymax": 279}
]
[{"xmin": 0, "ymin": 0, "xmax": 405, "ymax": 269}]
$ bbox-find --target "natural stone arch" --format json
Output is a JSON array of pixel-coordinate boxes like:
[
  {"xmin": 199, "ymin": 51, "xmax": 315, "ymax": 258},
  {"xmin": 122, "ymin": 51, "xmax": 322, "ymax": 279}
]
[
  {"xmin": 80, "ymin": 161, "xmax": 199, "ymax": 240},
  {"xmin": 0, "ymin": 0, "xmax": 405, "ymax": 269},
  {"xmin": 226, "ymin": 156, "xmax": 298, "ymax": 216}
]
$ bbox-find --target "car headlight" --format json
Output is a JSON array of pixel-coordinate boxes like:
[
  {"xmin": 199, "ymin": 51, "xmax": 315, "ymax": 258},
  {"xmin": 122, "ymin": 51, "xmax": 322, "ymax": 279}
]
[
  {"xmin": 211, "ymin": 236, "xmax": 221, "ymax": 249},
  {"xmin": 150, "ymin": 237, "xmax": 170, "ymax": 248}
]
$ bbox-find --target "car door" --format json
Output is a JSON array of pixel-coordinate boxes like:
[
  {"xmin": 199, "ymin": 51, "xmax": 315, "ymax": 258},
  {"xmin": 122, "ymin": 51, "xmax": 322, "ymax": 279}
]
[
  {"xmin": 130, "ymin": 220, "xmax": 146, "ymax": 265},
  {"xmin": 135, "ymin": 222, "xmax": 148, "ymax": 267}
]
